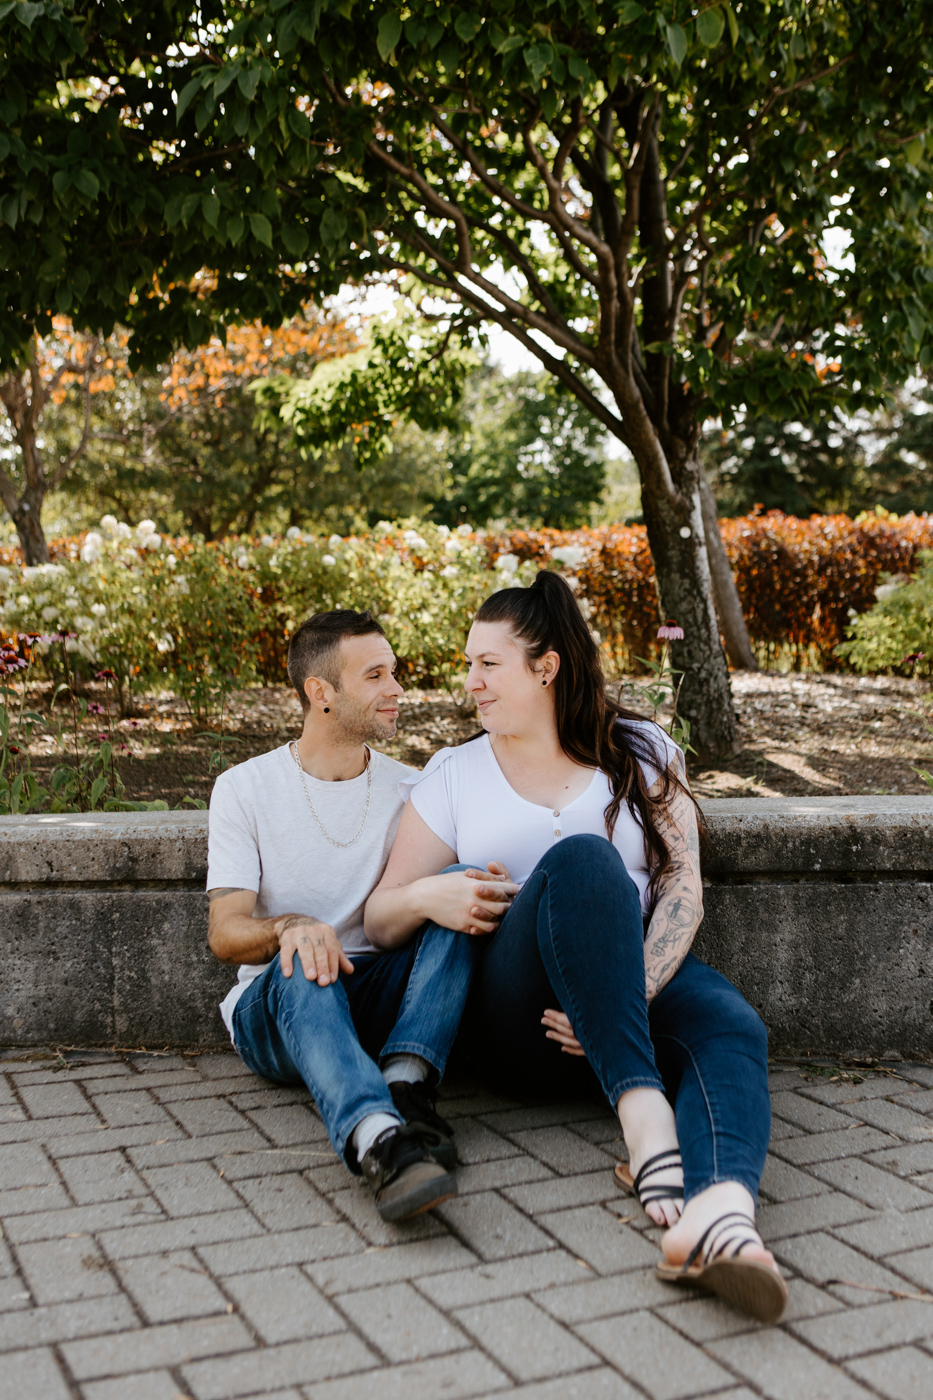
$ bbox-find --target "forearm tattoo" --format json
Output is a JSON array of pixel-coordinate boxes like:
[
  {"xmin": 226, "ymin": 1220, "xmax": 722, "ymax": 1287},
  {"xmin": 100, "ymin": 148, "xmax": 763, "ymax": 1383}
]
[
  {"xmin": 208, "ymin": 887, "xmax": 249, "ymax": 902},
  {"xmin": 644, "ymin": 784, "xmax": 703, "ymax": 1002}
]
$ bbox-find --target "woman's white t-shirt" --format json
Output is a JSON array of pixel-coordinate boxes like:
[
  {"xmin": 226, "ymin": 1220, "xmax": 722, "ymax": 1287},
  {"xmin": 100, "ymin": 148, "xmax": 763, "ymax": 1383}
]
[{"xmin": 399, "ymin": 721, "xmax": 682, "ymax": 915}]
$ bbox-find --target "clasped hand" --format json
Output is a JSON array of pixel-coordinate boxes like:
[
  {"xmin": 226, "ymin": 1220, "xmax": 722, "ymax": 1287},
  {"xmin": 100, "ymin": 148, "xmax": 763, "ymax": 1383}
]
[
  {"xmin": 424, "ymin": 860, "xmax": 519, "ymax": 936},
  {"xmin": 275, "ymin": 915, "xmax": 353, "ymax": 985}
]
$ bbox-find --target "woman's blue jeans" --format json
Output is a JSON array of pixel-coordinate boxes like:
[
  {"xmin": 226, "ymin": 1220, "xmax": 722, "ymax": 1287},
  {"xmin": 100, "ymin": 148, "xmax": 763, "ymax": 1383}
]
[
  {"xmin": 232, "ymin": 923, "xmax": 480, "ymax": 1170},
  {"xmin": 454, "ymin": 834, "xmax": 771, "ymax": 1202}
]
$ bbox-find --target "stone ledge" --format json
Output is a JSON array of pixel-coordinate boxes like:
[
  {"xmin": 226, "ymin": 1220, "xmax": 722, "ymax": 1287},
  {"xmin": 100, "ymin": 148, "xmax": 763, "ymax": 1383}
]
[{"xmin": 1, "ymin": 799, "xmax": 931, "ymax": 1055}]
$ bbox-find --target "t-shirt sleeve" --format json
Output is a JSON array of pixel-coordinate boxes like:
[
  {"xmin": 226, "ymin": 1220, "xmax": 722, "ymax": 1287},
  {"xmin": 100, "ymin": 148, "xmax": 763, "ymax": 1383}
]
[
  {"xmin": 397, "ymin": 748, "xmax": 459, "ymax": 853},
  {"xmin": 207, "ymin": 770, "xmax": 261, "ymax": 893}
]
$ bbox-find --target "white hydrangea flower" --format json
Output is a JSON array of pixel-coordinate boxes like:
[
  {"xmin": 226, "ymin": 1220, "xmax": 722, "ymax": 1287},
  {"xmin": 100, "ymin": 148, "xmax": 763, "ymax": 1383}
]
[
  {"xmin": 328, "ymin": 534, "xmax": 343, "ymax": 549},
  {"xmin": 74, "ymin": 616, "xmax": 93, "ymax": 632},
  {"xmin": 286, "ymin": 526, "xmax": 302, "ymax": 539},
  {"xmin": 0, "ymin": 565, "xmax": 13, "ymax": 588},
  {"xmin": 236, "ymin": 554, "xmax": 249, "ymax": 569},
  {"xmin": 495, "ymin": 553, "xmax": 520, "ymax": 575},
  {"xmin": 261, "ymin": 534, "xmax": 274, "ymax": 547},
  {"xmin": 444, "ymin": 537, "xmax": 463, "ymax": 555},
  {"xmin": 23, "ymin": 564, "xmax": 64, "ymax": 580},
  {"xmin": 100, "ymin": 514, "xmax": 119, "ymax": 534},
  {"xmin": 142, "ymin": 532, "xmax": 161, "ymax": 550},
  {"xmin": 80, "ymin": 532, "xmax": 103, "ymax": 564},
  {"xmin": 551, "ymin": 545, "xmax": 587, "ymax": 569},
  {"xmin": 165, "ymin": 554, "xmax": 177, "ymax": 569},
  {"xmin": 322, "ymin": 554, "xmax": 337, "ymax": 566},
  {"xmin": 90, "ymin": 603, "xmax": 107, "ymax": 616},
  {"xmin": 156, "ymin": 634, "xmax": 174, "ymax": 653},
  {"xmin": 17, "ymin": 594, "xmax": 29, "ymax": 606},
  {"xmin": 116, "ymin": 522, "xmax": 132, "ymax": 539},
  {"xmin": 440, "ymin": 565, "xmax": 459, "ymax": 578},
  {"xmin": 456, "ymin": 523, "xmax": 473, "ymax": 536},
  {"xmin": 41, "ymin": 605, "xmax": 58, "ymax": 621},
  {"xmin": 136, "ymin": 519, "xmax": 156, "ymax": 536},
  {"xmin": 437, "ymin": 525, "xmax": 451, "ymax": 538}
]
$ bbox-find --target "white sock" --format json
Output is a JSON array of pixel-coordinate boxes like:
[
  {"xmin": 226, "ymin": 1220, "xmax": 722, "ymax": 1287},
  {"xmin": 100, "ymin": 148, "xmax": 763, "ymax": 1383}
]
[
  {"xmin": 382, "ymin": 1054, "xmax": 431, "ymax": 1086},
  {"xmin": 352, "ymin": 1111, "xmax": 401, "ymax": 1163}
]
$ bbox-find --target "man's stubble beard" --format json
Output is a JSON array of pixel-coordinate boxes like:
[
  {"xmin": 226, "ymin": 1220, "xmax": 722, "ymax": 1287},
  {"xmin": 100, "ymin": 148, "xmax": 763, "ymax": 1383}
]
[{"xmin": 330, "ymin": 692, "xmax": 398, "ymax": 748}]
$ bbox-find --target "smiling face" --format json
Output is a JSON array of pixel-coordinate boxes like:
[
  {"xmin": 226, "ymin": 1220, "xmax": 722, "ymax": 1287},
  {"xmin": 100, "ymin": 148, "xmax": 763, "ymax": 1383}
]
[
  {"xmin": 319, "ymin": 632, "xmax": 404, "ymax": 745},
  {"xmin": 464, "ymin": 620, "xmax": 559, "ymax": 737}
]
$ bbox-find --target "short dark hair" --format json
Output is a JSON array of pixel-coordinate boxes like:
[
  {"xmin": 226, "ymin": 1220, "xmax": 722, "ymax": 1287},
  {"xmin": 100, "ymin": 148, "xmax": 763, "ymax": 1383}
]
[{"xmin": 287, "ymin": 609, "xmax": 386, "ymax": 712}]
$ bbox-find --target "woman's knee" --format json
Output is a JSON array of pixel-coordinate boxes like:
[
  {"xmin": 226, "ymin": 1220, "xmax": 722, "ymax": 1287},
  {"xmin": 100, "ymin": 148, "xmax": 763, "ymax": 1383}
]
[{"xmin": 540, "ymin": 833, "xmax": 625, "ymax": 877}]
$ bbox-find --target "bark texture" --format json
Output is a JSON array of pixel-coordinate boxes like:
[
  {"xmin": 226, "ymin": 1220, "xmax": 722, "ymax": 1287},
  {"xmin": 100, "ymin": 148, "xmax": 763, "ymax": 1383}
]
[{"xmin": 698, "ymin": 467, "xmax": 759, "ymax": 671}]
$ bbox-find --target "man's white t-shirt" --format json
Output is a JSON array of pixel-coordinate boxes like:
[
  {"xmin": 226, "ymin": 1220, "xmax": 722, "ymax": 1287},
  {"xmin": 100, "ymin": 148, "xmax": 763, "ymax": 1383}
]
[
  {"xmin": 399, "ymin": 721, "xmax": 681, "ymax": 915},
  {"xmin": 207, "ymin": 744, "xmax": 415, "ymax": 1042}
]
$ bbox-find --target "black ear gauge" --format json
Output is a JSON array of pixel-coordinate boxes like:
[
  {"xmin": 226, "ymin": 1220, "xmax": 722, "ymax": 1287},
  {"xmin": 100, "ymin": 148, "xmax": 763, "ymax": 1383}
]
[{"xmin": 323, "ymin": 706, "xmax": 330, "ymax": 713}]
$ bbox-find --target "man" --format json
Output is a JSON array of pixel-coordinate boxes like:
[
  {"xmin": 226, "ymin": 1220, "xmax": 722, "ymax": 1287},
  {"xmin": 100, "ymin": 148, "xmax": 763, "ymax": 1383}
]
[{"xmin": 207, "ymin": 608, "xmax": 509, "ymax": 1221}]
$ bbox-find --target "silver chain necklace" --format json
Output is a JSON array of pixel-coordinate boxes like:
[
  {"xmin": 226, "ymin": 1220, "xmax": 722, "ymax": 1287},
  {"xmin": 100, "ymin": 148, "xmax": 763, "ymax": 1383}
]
[{"xmin": 289, "ymin": 741, "xmax": 372, "ymax": 847}]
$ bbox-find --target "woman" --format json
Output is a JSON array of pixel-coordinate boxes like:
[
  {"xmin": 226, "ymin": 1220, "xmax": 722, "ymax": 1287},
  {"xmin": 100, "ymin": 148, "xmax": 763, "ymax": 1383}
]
[{"xmin": 365, "ymin": 571, "xmax": 784, "ymax": 1322}]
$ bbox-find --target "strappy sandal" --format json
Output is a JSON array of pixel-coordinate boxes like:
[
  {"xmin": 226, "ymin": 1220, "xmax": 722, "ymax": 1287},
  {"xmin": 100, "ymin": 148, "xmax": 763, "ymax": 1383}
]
[
  {"xmin": 655, "ymin": 1211, "xmax": 788, "ymax": 1323},
  {"xmin": 613, "ymin": 1149, "xmax": 684, "ymax": 1215}
]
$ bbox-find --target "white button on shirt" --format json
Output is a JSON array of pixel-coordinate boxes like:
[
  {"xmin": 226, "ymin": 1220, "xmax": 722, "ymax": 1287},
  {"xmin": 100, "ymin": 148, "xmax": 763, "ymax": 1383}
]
[{"xmin": 399, "ymin": 724, "xmax": 682, "ymax": 915}]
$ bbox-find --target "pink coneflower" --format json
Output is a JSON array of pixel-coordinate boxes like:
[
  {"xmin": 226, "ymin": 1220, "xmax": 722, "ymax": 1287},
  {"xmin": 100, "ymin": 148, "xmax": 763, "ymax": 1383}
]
[{"xmin": 657, "ymin": 620, "xmax": 684, "ymax": 641}]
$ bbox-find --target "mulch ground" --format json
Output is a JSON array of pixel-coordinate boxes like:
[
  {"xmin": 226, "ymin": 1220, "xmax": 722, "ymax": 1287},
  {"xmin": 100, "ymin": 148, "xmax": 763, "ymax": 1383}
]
[{"xmin": 11, "ymin": 671, "xmax": 931, "ymax": 807}]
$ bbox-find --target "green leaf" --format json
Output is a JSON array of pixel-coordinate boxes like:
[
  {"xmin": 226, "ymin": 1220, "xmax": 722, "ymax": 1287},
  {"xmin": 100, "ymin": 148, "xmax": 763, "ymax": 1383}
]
[
  {"xmin": 175, "ymin": 77, "xmax": 202, "ymax": 124},
  {"xmin": 320, "ymin": 206, "xmax": 347, "ymax": 248},
  {"xmin": 55, "ymin": 282, "xmax": 72, "ymax": 313},
  {"xmin": 90, "ymin": 775, "xmax": 108, "ymax": 808},
  {"xmin": 454, "ymin": 12, "xmax": 479, "ymax": 43},
  {"xmin": 619, "ymin": 2, "xmax": 643, "ymax": 21},
  {"xmin": 72, "ymin": 169, "xmax": 99, "ymax": 200},
  {"xmin": 237, "ymin": 66, "xmax": 261, "ymax": 101},
  {"xmin": 227, "ymin": 212, "xmax": 245, "ymax": 245},
  {"xmin": 696, "ymin": 7, "xmax": 725, "ymax": 47},
  {"xmin": 723, "ymin": 1, "xmax": 739, "ymax": 46},
  {"xmin": 0, "ymin": 134, "xmax": 9, "ymax": 162},
  {"xmin": 282, "ymin": 223, "xmax": 309, "ymax": 257},
  {"xmin": 377, "ymin": 12, "xmax": 402, "ymax": 60},
  {"xmin": 14, "ymin": 2, "xmax": 42, "ymax": 29},
  {"xmin": 249, "ymin": 212, "xmax": 273, "ymax": 247},
  {"xmin": 666, "ymin": 23, "xmax": 688, "ymax": 67},
  {"xmin": 524, "ymin": 43, "xmax": 552, "ymax": 80},
  {"xmin": 905, "ymin": 137, "xmax": 925, "ymax": 166},
  {"xmin": 52, "ymin": 169, "xmax": 70, "ymax": 196},
  {"xmin": 202, "ymin": 192, "xmax": 221, "ymax": 227}
]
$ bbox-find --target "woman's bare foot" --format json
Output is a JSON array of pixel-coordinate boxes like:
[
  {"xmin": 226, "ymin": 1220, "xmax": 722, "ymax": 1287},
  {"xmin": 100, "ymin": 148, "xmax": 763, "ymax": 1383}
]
[
  {"xmin": 663, "ymin": 1181, "xmax": 777, "ymax": 1272},
  {"xmin": 616, "ymin": 1087, "xmax": 683, "ymax": 1228}
]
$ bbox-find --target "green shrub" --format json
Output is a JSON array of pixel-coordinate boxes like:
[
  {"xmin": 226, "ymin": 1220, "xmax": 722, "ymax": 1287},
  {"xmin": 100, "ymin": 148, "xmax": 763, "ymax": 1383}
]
[{"xmin": 836, "ymin": 551, "xmax": 933, "ymax": 676}]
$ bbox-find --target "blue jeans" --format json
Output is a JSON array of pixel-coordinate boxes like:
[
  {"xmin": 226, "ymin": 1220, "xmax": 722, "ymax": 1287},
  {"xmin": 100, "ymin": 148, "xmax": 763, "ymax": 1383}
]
[
  {"xmin": 458, "ymin": 835, "xmax": 771, "ymax": 1202},
  {"xmin": 232, "ymin": 924, "xmax": 480, "ymax": 1169}
]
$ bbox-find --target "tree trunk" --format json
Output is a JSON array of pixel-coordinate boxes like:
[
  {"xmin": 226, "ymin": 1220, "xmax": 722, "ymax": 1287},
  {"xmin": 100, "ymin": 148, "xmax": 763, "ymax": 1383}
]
[
  {"xmin": 639, "ymin": 473, "xmax": 740, "ymax": 763},
  {"xmin": 11, "ymin": 490, "xmax": 50, "ymax": 565},
  {"xmin": 697, "ymin": 466, "xmax": 758, "ymax": 671}
]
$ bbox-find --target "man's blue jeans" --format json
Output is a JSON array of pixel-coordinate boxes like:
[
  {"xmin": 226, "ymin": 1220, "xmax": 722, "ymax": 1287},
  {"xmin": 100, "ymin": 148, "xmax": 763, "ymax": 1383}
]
[
  {"xmin": 454, "ymin": 834, "xmax": 772, "ymax": 1202},
  {"xmin": 232, "ymin": 924, "xmax": 480, "ymax": 1169}
]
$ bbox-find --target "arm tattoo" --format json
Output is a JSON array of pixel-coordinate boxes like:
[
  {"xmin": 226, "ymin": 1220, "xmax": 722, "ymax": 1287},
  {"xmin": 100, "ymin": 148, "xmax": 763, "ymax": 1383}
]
[
  {"xmin": 208, "ymin": 887, "xmax": 249, "ymax": 902},
  {"xmin": 643, "ymin": 783, "xmax": 704, "ymax": 1002}
]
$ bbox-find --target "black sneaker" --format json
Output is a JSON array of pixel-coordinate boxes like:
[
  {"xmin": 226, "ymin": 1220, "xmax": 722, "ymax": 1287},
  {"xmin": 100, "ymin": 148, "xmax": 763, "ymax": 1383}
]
[
  {"xmin": 360, "ymin": 1124, "xmax": 457, "ymax": 1223},
  {"xmin": 389, "ymin": 1080, "xmax": 458, "ymax": 1169}
]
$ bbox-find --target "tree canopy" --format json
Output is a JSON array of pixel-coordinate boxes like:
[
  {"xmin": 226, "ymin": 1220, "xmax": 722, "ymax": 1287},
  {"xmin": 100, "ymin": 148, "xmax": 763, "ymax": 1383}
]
[{"xmin": 3, "ymin": 0, "xmax": 932, "ymax": 751}]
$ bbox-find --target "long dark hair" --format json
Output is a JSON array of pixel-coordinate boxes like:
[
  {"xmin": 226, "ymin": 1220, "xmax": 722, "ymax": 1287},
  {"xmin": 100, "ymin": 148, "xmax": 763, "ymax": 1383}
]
[{"xmin": 473, "ymin": 570, "xmax": 705, "ymax": 901}]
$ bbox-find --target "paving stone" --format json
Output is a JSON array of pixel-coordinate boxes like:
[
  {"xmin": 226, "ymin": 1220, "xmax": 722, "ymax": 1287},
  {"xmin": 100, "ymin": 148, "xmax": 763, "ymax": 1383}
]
[
  {"xmin": 475, "ymin": 1370, "xmax": 644, "ymax": 1400},
  {"xmin": 164, "ymin": 1096, "xmax": 256, "ymax": 1137},
  {"xmin": 88, "ymin": 1090, "xmax": 174, "ymax": 1130},
  {"xmin": 81, "ymin": 1372, "xmax": 181, "ymax": 1400},
  {"xmin": 227, "ymin": 1085, "xmax": 310, "ymax": 1110},
  {"xmin": 243, "ymin": 1103, "xmax": 331, "ymax": 1146},
  {"xmin": 55, "ymin": 1149, "xmax": 150, "ymax": 1205},
  {"xmin": 767, "ymin": 1117, "xmax": 802, "ymax": 1142},
  {"xmin": 0, "ymin": 1294, "xmax": 137, "ymax": 1350},
  {"xmin": 308, "ymin": 1237, "xmax": 477, "ymax": 1295},
  {"xmin": 577, "ymin": 1310, "xmax": 735, "ymax": 1400},
  {"xmin": 0, "ymin": 1113, "xmax": 103, "ymax": 1145},
  {"xmin": 532, "ymin": 1267, "xmax": 675, "ymax": 1323},
  {"xmin": 97, "ymin": 1208, "xmax": 265, "ymax": 1260},
  {"xmin": 116, "ymin": 1248, "xmax": 229, "ymax": 1323},
  {"xmin": 17, "ymin": 1081, "xmax": 94, "ymax": 1118},
  {"xmin": 897, "ymin": 1065, "xmax": 933, "ymax": 1088},
  {"xmin": 757, "ymin": 1191, "xmax": 874, "ymax": 1241},
  {"xmin": 457, "ymin": 1156, "xmax": 554, "ymax": 1195},
  {"xmin": 480, "ymin": 1103, "xmax": 605, "ymax": 1133},
  {"xmin": 62, "ymin": 1313, "xmax": 253, "ymax": 1380},
  {"xmin": 770, "ymin": 1092, "xmax": 854, "ymax": 1134},
  {"xmin": 0, "ymin": 1108, "xmax": 25, "ymax": 1126},
  {"xmin": 758, "ymin": 1156, "xmax": 828, "ymax": 1203},
  {"xmin": 809, "ymin": 1157, "xmax": 933, "ymax": 1210},
  {"xmin": 653, "ymin": 1292, "xmax": 760, "ymax": 1342},
  {"xmin": 537, "ymin": 1206, "xmax": 658, "ymax": 1275},
  {"xmin": 835, "ymin": 1205, "xmax": 933, "ymax": 1257},
  {"xmin": 708, "ymin": 1329, "xmax": 876, "ymax": 1399},
  {"xmin": 892, "ymin": 1087, "xmax": 933, "ymax": 1113},
  {"xmin": 301, "ymin": 1350, "xmax": 510, "ymax": 1400},
  {"xmin": 774, "ymin": 1231, "xmax": 916, "ymax": 1301},
  {"xmin": 37, "ymin": 1124, "xmax": 189, "ymax": 1157},
  {"xmin": 508, "ymin": 1127, "xmax": 617, "ymax": 1175},
  {"xmin": 450, "ymin": 1118, "xmax": 522, "ymax": 1164},
  {"xmin": 503, "ymin": 1171, "xmax": 619, "ymax": 1216},
  {"xmin": 191, "ymin": 1052, "xmax": 248, "ymax": 1078},
  {"xmin": 791, "ymin": 1297, "xmax": 933, "ymax": 1358},
  {"xmin": 207, "ymin": 1146, "xmax": 339, "ymax": 1179},
  {"xmin": 116, "ymin": 1070, "xmax": 202, "ymax": 1092},
  {"xmin": 179, "ymin": 1332, "xmax": 376, "ymax": 1398},
  {"xmin": 425, "ymin": 1251, "xmax": 588, "ymax": 1309},
  {"xmin": 126, "ymin": 1128, "xmax": 270, "ymax": 1168},
  {"xmin": 337, "ymin": 1280, "xmax": 471, "ymax": 1362},
  {"xmin": 0, "ymin": 1140, "xmax": 56, "ymax": 1189},
  {"xmin": 141, "ymin": 1159, "xmax": 244, "ymax": 1216},
  {"xmin": 0, "ymin": 1181, "xmax": 70, "ymax": 1215},
  {"xmin": 156, "ymin": 1076, "xmax": 274, "ymax": 1102},
  {"xmin": 328, "ymin": 1185, "xmax": 446, "ymax": 1247},
  {"xmin": 0, "ymin": 1239, "xmax": 17, "ymax": 1278},
  {"xmin": 223, "ymin": 1265, "xmax": 345, "ymax": 1343},
  {"xmin": 797, "ymin": 1077, "xmax": 914, "ymax": 1107},
  {"xmin": 234, "ymin": 1171, "xmax": 339, "ymax": 1230},
  {"xmin": 0, "ymin": 1277, "xmax": 31, "ymax": 1312},
  {"xmin": 456, "ymin": 1295, "xmax": 599, "ymax": 1382},
  {"xmin": 884, "ymin": 1243, "xmax": 933, "ymax": 1291},
  {"xmin": 436, "ymin": 1191, "xmax": 555, "ymax": 1261},
  {"xmin": 846, "ymin": 1344, "xmax": 933, "ymax": 1400},
  {"xmin": 0, "ymin": 1346, "xmax": 72, "ymax": 1400},
  {"xmin": 5, "ymin": 1196, "xmax": 164, "ymax": 1243},
  {"xmin": 771, "ymin": 1126, "xmax": 898, "ymax": 1166},
  {"xmin": 561, "ymin": 1117, "xmax": 623, "ymax": 1147},
  {"xmin": 835, "ymin": 1098, "xmax": 933, "ymax": 1142},
  {"xmin": 866, "ymin": 1142, "xmax": 933, "ymax": 1176},
  {"xmin": 197, "ymin": 1223, "xmax": 361, "ymax": 1276},
  {"xmin": 16, "ymin": 1236, "xmax": 119, "ymax": 1305}
]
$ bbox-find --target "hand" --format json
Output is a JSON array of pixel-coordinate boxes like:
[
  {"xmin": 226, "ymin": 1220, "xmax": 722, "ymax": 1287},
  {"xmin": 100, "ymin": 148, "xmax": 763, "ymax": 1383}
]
[
  {"xmin": 276, "ymin": 916, "xmax": 354, "ymax": 985},
  {"xmin": 421, "ymin": 862, "xmax": 519, "ymax": 935},
  {"xmin": 542, "ymin": 1007, "xmax": 585, "ymax": 1056}
]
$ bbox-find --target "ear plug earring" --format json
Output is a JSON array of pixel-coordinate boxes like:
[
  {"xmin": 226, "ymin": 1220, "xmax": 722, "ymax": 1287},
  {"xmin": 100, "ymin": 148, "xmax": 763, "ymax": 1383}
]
[{"xmin": 323, "ymin": 706, "xmax": 330, "ymax": 713}]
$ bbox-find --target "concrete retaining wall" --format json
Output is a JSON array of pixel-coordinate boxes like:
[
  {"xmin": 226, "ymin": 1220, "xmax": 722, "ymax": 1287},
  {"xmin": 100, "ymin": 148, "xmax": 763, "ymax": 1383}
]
[{"xmin": 1, "ymin": 799, "xmax": 931, "ymax": 1056}]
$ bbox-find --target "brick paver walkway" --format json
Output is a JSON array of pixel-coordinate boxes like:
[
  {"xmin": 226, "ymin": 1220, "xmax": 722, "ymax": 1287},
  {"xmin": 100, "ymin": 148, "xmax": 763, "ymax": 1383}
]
[{"xmin": 3, "ymin": 1050, "xmax": 933, "ymax": 1400}]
